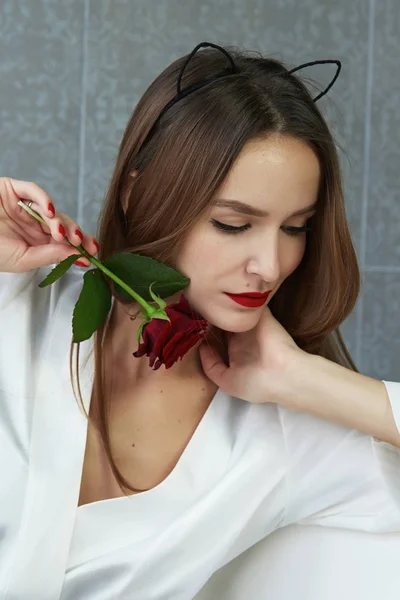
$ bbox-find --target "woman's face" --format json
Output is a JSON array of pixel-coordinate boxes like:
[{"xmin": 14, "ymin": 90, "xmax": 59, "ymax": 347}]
[{"xmin": 174, "ymin": 134, "xmax": 320, "ymax": 333}]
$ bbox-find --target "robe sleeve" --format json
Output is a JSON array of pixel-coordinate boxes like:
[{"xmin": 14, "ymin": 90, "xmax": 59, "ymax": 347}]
[
  {"xmin": 0, "ymin": 266, "xmax": 59, "ymax": 312},
  {"xmin": 0, "ymin": 266, "xmax": 82, "ymax": 321},
  {"xmin": 0, "ymin": 266, "xmax": 82, "ymax": 395},
  {"xmin": 0, "ymin": 268, "xmax": 52, "ymax": 396},
  {"xmin": 371, "ymin": 381, "xmax": 400, "ymax": 507},
  {"xmin": 279, "ymin": 380, "xmax": 400, "ymax": 532}
]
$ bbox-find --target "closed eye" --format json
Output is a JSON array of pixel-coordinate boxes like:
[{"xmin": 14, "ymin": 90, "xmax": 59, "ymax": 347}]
[
  {"xmin": 282, "ymin": 224, "xmax": 311, "ymax": 236},
  {"xmin": 210, "ymin": 219, "xmax": 311, "ymax": 236},
  {"xmin": 210, "ymin": 219, "xmax": 251, "ymax": 234}
]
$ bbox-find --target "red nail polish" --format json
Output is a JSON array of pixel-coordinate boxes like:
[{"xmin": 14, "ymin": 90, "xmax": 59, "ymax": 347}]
[
  {"xmin": 48, "ymin": 202, "xmax": 55, "ymax": 216},
  {"xmin": 58, "ymin": 224, "xmax": 66, "ymax": 237},
  {"xmin": 93, "ymin": 240, "xmax": 99, "ymax": 252},
  {"xmin": 75, "ymin": 229, "xmax": 83, "ymax": 241},
  {"xmin": 74, "ymin": 259, "xmax": 88, "ymax": 267}
]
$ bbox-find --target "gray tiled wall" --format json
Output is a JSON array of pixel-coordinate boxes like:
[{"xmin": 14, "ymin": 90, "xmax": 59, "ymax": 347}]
[{"xmin": 1, "ymin": 0, "xmax": 398, "ymax": 380}]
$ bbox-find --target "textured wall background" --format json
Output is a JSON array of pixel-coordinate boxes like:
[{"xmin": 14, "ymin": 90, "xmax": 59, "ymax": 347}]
[{"xmin": 0, "ymin": 0, "xmax": 398, "ymax": 379}]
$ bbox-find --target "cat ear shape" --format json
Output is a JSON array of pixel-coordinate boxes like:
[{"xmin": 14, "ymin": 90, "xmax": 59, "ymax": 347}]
[{"xmin": 289, "ymin": 59, "xmax": 342, "ymax": 102}]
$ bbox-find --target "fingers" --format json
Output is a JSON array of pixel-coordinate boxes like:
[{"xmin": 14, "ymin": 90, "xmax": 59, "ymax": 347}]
[
  {"xmin": 10, "ymin": 178, "xmax": 99, "ymax": 268},
  {"xmin": 0, "ymin": 177, "xmax": 102, "ymax": 272},
  {"xmin": 20, "ymin": 201, "xmax": 98, "ymax": 267},
  {"xmin": 10, "ymin": 178, "xmax": 56, "ymax": 218},
  {"xmin": 58, "ymin": 212, "xmax": 99, "ymax": 267},
  {"xmin": 198, "ymin": 343, "xmax": 228, "ymax": 388}
]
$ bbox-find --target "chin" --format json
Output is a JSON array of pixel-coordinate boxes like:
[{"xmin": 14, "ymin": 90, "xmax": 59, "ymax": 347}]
[
  {"xmin": 203, "ymin": 310, "xmax": 261, "ymax": 333},
  {"xmin": 187, "ymin": 293, "xmax": 263, "ymax": 330}
]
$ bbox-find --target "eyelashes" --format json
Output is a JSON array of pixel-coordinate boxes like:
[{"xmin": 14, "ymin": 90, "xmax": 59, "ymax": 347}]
[
  {"xmin": 210, "ymin": 219, "xmax": 311, "ymax": 236},
  {"xmin": 283, "ymin": 224, "xmax": 312, "ymax": 236},
  {"xmin": 211, "ymin": 219, "xmax": 251, "ymax": 234}
]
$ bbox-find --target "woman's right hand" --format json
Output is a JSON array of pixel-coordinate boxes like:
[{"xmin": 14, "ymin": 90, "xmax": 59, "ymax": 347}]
[{"xmin": 0, "ymin": 177, "xmax": 99, "ymax": 273}]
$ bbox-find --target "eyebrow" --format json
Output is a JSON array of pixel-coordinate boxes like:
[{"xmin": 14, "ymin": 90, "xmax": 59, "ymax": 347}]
[{"xmin": 214, "ymin": 199, "xmax": 318, "ymax": 218}]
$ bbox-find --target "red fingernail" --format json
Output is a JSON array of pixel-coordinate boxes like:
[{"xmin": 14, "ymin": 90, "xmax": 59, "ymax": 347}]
[
  {"xmin": 74, "ymin": 259, "xmax": 88, "ymax": 267},
  {"xmin": 59, "ymin": 224, "xmax": 66, "ymax": 237},
  {"xmin": 75, "ymin": 229, "xmax": 83, "ymax": 241},
  {"xmin": 93, "ymin": 240, "xmax": 99, "ymax": 252},
  {"xmin": 48, "ymin": 202, "xmax": 55, "ymax": 216}
]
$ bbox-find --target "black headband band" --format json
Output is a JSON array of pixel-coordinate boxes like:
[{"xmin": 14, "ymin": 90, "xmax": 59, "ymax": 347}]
[
  {"xmin": 142, "ymin": 42, "xmax": 342, "ymax": 147},
  {"xmin": 177, "ymin": 42, "xmax": 341, "ymax": 103}
]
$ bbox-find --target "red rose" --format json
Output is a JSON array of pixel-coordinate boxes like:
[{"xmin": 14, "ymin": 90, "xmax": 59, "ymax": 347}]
[{"xmin": 132, "ymin": 294, "xmax": 209, "ymax": 370}]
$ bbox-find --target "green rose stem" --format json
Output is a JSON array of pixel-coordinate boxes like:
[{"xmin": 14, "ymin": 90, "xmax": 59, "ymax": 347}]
[{"xmin": 17, "ymin": 200, "xmax": 160, "ymax": 318}]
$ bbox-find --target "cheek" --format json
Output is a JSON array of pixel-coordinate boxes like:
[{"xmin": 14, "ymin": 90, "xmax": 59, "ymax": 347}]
[
  {"xmin": 174, "ymin": 229, "xmax": 221, "ymax": 290},
  {"xmin": 281, "ymin": 240, "xmax": 306, "ymax": 278}
]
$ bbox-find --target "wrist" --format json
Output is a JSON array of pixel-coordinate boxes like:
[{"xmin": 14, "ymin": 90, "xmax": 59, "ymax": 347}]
[
  {"xmin": 278, "ymin": 350, "xmax": 342, "ymax": 412},
  {"xmin": 270, "ymin": 346, "xmax": 316, "ymax": 407}
]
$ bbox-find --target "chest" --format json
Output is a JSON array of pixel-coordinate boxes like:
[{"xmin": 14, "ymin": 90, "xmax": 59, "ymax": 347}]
[
  {"xmin": 78, "ymin": 377, "xmax": 218, "ymax": 506},
  {"xmin": 67, "ymin": 396, "xmax": 283, "ymax": 599}
]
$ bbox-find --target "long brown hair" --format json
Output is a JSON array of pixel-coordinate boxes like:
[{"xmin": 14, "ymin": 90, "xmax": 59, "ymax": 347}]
[{"xmin": 71, "ymin": 45, "xmax": 360, "ymax": 493}]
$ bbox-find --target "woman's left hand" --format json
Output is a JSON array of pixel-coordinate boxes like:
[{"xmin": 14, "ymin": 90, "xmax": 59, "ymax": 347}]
[{"xmin": 199, "ymin": 306, "xmax": 305, "ymax": 404}]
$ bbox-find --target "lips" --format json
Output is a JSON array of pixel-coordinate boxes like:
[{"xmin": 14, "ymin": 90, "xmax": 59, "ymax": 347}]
[
  {"xmin": 225, "ymin": 291, "xmax": 271, "ymax": 308},
  {"xmin": 231, "ymin": 292, "xmax": 270, "ymax": 298}
]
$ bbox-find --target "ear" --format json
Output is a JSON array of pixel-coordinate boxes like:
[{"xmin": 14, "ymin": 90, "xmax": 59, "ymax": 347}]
[{"xmin": 121, "ymin": 170, "xmax": 138, "ymax": 215}]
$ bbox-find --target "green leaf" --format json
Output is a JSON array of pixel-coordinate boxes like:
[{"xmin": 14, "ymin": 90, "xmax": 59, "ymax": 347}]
[
  {"xmin": 103, "ymin": 253, "xmax": 190, "ymax": 302},
  {"xmin": 38, "ymin": 254, "xmax": 85, "ymax": 287},
  {"xmin": 72, "ymin": 269, "xmax": 112, "ymax": 342}
]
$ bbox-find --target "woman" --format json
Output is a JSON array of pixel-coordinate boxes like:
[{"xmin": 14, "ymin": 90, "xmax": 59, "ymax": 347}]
[{"xmin": 0, "ymin": 43, "xmax": 399, "ymax": 600}]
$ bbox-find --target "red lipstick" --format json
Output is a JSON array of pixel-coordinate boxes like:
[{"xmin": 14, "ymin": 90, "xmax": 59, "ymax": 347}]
[{"xmin": 225, "ymin": 291, "xmax": 272, "ymax": 308}]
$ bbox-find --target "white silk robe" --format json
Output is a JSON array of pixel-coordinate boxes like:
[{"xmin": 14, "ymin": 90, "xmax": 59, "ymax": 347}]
[{"xmin": 1, "ymin": 267, "xmax": 400, "ymax": 600}]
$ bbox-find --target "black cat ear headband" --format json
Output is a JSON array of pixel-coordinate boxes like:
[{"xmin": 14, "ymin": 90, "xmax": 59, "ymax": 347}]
[{"xmin": 149, "ymin": 41, "xmax": 341, "ymax": 134}]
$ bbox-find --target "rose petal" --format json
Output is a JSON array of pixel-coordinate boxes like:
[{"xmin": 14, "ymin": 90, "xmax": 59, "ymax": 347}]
[{"xmin": 131, "ymin": 294, "xmax": 209, "ymax": 370}]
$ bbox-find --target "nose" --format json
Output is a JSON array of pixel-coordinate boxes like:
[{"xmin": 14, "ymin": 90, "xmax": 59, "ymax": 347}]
[{"xmin": 245, "ymin": 234, "xmax": 281, "ymax": 284}]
